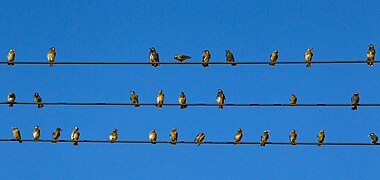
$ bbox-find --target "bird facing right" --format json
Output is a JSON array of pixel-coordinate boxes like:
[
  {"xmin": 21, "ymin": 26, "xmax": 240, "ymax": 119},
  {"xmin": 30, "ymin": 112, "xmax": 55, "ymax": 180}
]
[
  {"xmin": 194, "ymin": 132, "xmax": 205, "ymax": 146},
  {"xmin": 149, "ymin": 129, "xmax": 157, "ymax": 144},
  {"xmin": 269, "ymin": 50, "xmax": 279, "ymax": 66},
  {"xmin": 226, "ymin": 50, "xmax": 237, "ymax": 66},
  {"xmin": 351, "ymin": 92, "xmax": 359, "ymax": 111},
  {"xmin": 71, "ymin": 127, "xmax": 80, "ymax": 146},
  {"xmin": 304, "ymin": 47, "xmax": 313, "ymax": 67},
  {"xmin": 109, "ymin": 129, "xmax": 118, "ymax": 143},
  {"xmin": 260, "ymin": 130, "xmax": 270, "ymax": 146},
  {"xmin": 12, "ymin": 127, "xmax": 22, "ymax": 143},
  {"xmin": 47, "ymin": 47, "xmax": 56, "ymax": 67},
  {"xmin": 366, "ymin": 44, "xmax": 376, "ymax": 66},
  {"xmin": 34, "ymin": 92, "xmax": 44, "ymax": 108},
  {"xmin": 7, "ymin": 92, "xmax": 16, "ymax": 108},
  {"xmin": 289, "ymin": 129, "xmax": 297, "ymax": 145},
  {"xmin": 234, "ymin": 128, "xmax": 243, "ymax": 145},
  {"xmin": 33, "ymin": 126, "xmax": 41, "ymax": 141},
  {"xmin": 7, "ymin": 49, "xmax": 15, "ymax": 66},
  {"xmin": 130, "ymin": 91, "xmax": 140, "ymax": 107},
  {"xmin": 317, "ymin": 129, "xmax": 325, "ymax": 146},
  {"xmin": 52, "ymin": 128, "xmax": 62, "ymax": 143},
  {"xmin": 289, "ymin": 94, "xmax": 297, "ymax": 106},
  {"xmin": 202, "ymin": 50, "xmax": 210, "ymax": 68},
  {"xmin": 170, "ymin": 128, "xmax": 178, "ymax": 145},
  {"xmin": 369, "ymin": 133, "xmax": 378, "ymax": 144}
]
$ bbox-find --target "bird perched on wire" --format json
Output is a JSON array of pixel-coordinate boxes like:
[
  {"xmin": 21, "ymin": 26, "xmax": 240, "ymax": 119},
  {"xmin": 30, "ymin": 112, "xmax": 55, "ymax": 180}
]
[
  {"xmin": 317, "ymin": 129, "xmax": 325, "ymax": 146},
  {"xmin": 304, "ymin": 47, "xmax": 313, "ymax": 67},
  {"xmin": 149, "ymin": 129, "xmax": 157, "ymax": 144},
  {"xmin": 260, "ymin": 130, "xmax": 270, "ymax": 146},
  {"xmin": 109, "ymin": 129, "xmax": 118, "ymax": 143},
  {"xmin": 130, "ymin": 91, "xmax": 140, "ymax": 107},
  {"xmin": 52, "ymin": 128, "xmax": 62, "ymax": 143},
  {"xmin": 33, "ymin": 126, "xmax": 41, "ymax": 141},
  {"xmin": 173, "ymin": 54, "xmax": 191, "ymax": 62},
  {"xmin": 149, "ymin": 47, "xmax": 159, "ymax": 67},
  {"xmin": 366, "ymin": 44, "xmax": 375, "ymax": 66},
  {"xmin": 12, "ymin": 127, "xmax": 22, "ymax": 143},
  {"xmin": 226, "ymin": 50, "xmax": 237, "ymax": 66},
  {"xmin": 34, "ymin": 92, "xmax": 44, "ymax": 108},
  {"xmin": 156, "ymin": 90, "xmax": 164, "ymax": 108},
  {"xmin": 269, "ymin": 50, "xmax": 279, "ymax": 66},
  {"xmin": 234, "ymin": 128, "xmax": 243, "ymax": 145},
  {"xmin": 7, "ymin": 49, "xmax": 15, "ymax": 66},
  {"xmin": 216, "ymin": 89, "xmax": 226, "ymax": 109},
  {"xmin": 289, "ymin": 94, "xmax": 297, "ymax": 106},
  {"xmin": 368, "ymin": 133, "xmax": 378, "ymax": 144},
  {"xmin": 47, "ymin": 47, "xmax": 56, "ymax": 67},
  {"xmin": 7, "ymin": 92, "xmax": 16, "ymax": 108},
  {"xmin": 178, "ymin": 92, "xmax": 187, "ymax": 109},
  {"xmin": 289, "ymin": 129, "xmax": 297, "ymax": 145},
  {"xmin": 351, "ymin": 92, "xmax": 359, "ymax": 111},
  {"xmin": 194, "ymin": 132, "xmax": 205, "ymax": 146},
  {"xmin": 71, "ymin": 127, "xmax": 80, "ymax": 146},
  {"xmin": 202, "ymin": 50, "xmax": 211, "ymax": 68},
  {"xmin": 170, "ymin": 128, "xmax": 178, "ymax": 145}
]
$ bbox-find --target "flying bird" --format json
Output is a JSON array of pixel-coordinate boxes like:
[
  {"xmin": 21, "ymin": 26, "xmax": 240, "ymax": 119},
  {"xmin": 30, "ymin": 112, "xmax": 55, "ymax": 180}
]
[
  {"xmin": 7, "ymin": 92, "xmax": 16, "ymax": 107},
  {"xmin": 170, "ymin": 128, "xmax": 178, "ymax": 145},
  {"xmin": 155, "ymin": 90, "xmax": 164, "ymax": 108},
  {"xmin": 52, "ymin": 128, "xmax": 62, "ymax": 143},
  {"xmin": 269, "ymin": 50, "xmax": 279, "ymax": 66},
  {"xmin": 173, "ymin": 54, "xmax": 191, "ymax": 62},
  {"xmin": 178, "ymin": 92, "xmax": 187, "ymax": 109},
  {"xmin": 194, "ymin": 132, "xmax": 205, "ymax": 146},
  {"xmin": 12, "ymin": 127, "xmax": 22, "ymax": 143},
  {"xmin": 33, "ymin": 126, "xmax": 41, "ymax": 141},
  {"xmin": 109, "ymin": 129, "xmax": 118, "ymax": 143},
  {"xmin": 234, "ymin": 128, "xmax": 243, "ymax": 145},
  {"xmin": 7, "ymin": 49, "xmax": 15, "ymax": 66},
  {"xmin": 34, "ymin": 92, "xmax": 44, "ymax": 108},
  {"xmin": 351, "ymin": 92, "xmax": 359, "ymax": 111},
  {"xmin": 130, "ymin": 91, "xmax": 140, "ymax": 107},
  {"xmin": 226, "ymin": 50, "xmax": 237, "ymax": 66},
  {"xmin": 216, "ymin": 89, "xmax": 226, "ymax": 109},
  {"xmin": 304, "ymin": 47, "xmax": 313, "ymax": 67},
  {"xmin": 149, "ymin": 47, "xmax": 159, "ymax": 67},
  {"xmin": 260, "ymin": 130, "xmax": 270, "ymax": 146},
  {"xmin": 368, "ymin": 133, "xmax": 378, "ymax": 144},
  {"xmin": 149, "ymin": 129, "xmax": 157, "ymax": 144},
  {"xmin": 317, "ymin": 129, "xmax": 325, "ymax": 146},
  {"xmin": 289, "ymin": 129, "xmax": 297, "ymax": 145},
  {"xmin": 47, "ymin": 47, "xmax": 56, "ymax": 67},
  {"xmin": 289, "ymin": 94, "xmax": 297, "ymax": 106},
  {"xmin": 71, "ymin": 127, "xmax": 80, "ymax": 146},
  {"xmin": 202, "ymin": 50, "xmax": 211, "ymax": 68},
  {"xmin": 366, "ymin": 44, "xmax": 376, "ymax": 66}
]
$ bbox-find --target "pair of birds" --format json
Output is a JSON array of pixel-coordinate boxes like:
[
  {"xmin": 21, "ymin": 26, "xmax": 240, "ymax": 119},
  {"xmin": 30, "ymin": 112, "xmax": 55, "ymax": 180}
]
[
  {"xmin": 7, "ymin": 92, "xmax": 43, "ymax": 108},
  {"xmin": 269, "ymin": 48, "xmax": 313, "ymax": 67},
  {"xmin": 178, "ymin": 90, "xmax": 225, "ymax": 109},
  {"xmin": 11, "ymin": 126, "xmax": 80, "ymax": 145},
  {"xmin": 7, "ymin": 47, "xmax": 56, "ymax": 67},
  {"xmin": 233, "ymin": 128, "xmax": 271, "ymax": 146}
]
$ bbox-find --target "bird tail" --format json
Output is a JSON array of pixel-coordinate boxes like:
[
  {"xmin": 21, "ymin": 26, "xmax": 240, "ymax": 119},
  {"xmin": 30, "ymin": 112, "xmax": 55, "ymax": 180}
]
[
  {"xmin": 52, "ymin": 140, "xmax": 57, "ymax": 143},
  {"xmin": 291, "ymin": 141, "xmax": 296, "ymax": 146},
  {"xmin": 18, "ymin": 139, "xmax": 22, "ymax": 144},
  {"xmin": 352, "ymin": 105, "xmax": 357, "ymax": 110},
  {"xmin": 269, "ymin": 62, "xmax": 275, "ymax": 66},
  {"xmin": 151, "ymin": 141, "xmax": 156, "ymax": 144},
  {"xmin": 155, "ymin": 104, "xmax": 162, "ymax": 108},
  {"xmin": 260, "ymin": 142, "xmax": 265, "ymax": 146},
  {"xmin": 152, "ymin": 62, "xmax": 159, "ymax": 67},
  {"xmin": 9, "ymin": 103, "xmax": 13, "ymax": 108},
  {"xmin": 231, "ymin": 62, "xmax": 237, "ymax": 66},
  {"xmin": 317, "ymin": 142, "xmax": 322, "ymax": 146},
  {"xmin": 202, "ymin": 63, "xmax": 209, "ymax": 68},
  {"xmin": 38, "ymin": 103, "xmax": 44, "ymax": 108},
  {"xmin": 306, "ymin": 63, "xmax": 311, "ymax": 67},
  {"xmin": 367, "ymin": 59, "xmax": 374, "ymax": 66},
  {"xmin": 34, "ymin": 138, "xmax": 38, "ymax": 141},
  {"xmin": 198, "ymin": 143, "xmax": 201, "ymax": 147},
  {"xmin": 8, "ymin": 62, "xmax": 14, "ymax": 66},
  {"xmin": 73, "ymin": 141, "xmax": 78, "ymax": 146},
  {"xmin": 49, "ymin": 62, "xmax": 54, "ymax": 67},
  {"xmin": 134, "ymin": 104, "xmax": 140, "ymax": 107},
  {"xmin": 170, "ymin": 141, "xmax": 176, "ymax": 145},
  {"xmin": 180, "ymin": 104, "xmax": 187, "ymax": 109},
  {"xmin": 219, "ymin": 105, "xmax": 223, "ymax": 109}
]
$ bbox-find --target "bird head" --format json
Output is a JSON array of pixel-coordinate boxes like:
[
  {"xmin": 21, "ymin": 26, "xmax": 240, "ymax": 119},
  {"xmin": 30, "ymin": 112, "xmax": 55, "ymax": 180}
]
[
  {"xmin": 274, "ymin": 50, "xmax": 279, "ymax": 53},
  {"xmin": 35, "ymin": 126, "xmax": 40, "ymax": 129},
  {"xmin": 172, "ymin": 128, "xmax": 177, "ymax": 131},
  {"xmin": 11, "ymin": 126, "xmax": 16, "ymax": 130},
  {"xmin": 173, "ymin": 55, "xmax": 178, "ymax": 59},
  {"xmin": 113, "ymin": 128, "xmax": 118, "ymax": 132},
  {"xmin": 307, "ymin": 47, "xmax": 313, "ymax": 51},
  {"xmin": 320, "ymin": 129, "xmax": 324, "ymax": 133},
  {"xmin": 57, "ymin": 128, "xmax": 62, "ymax": 131},
  {"xmin": 292, "ymin": 129, "xmax": 296, "ymax": 133},
  {"xmin": 74, "ymin": 127, "xmax": 79, "ymax": 130},
  {"xmin": 130, "ymin": 90, "xmax": 135, "ymax": 94},
  {"xmin": 149, "ymin": 47, "xmax": 155, "ymax": 51},
  {"xmin": 225, "ymin": 50, "xmax": 230, "ymax": 53},
  {"xmin": 152, "ymin": 129, "xmax": 156, "ymax": 133},
  {"xmin": 368, "ymin": 44, "xmax": 374, "ymax": 48},
  {"xmin": 264, "ymin": 130, "xmax": 270, "ymax": 133},
  {"xmin": 369, "ymin": 133, "xmax": 375, "ymax": 137},
  {"xmin": 180, "ymin": 92, "xmax": 184, "ymax": 95},
  {"xmin": 50, "ymin": 47, "xmax": 55, "ymax": 51},
  {"xmin": 354, "ymin": 92, "xmax": 359, "ymax": 95},
  {"xmin": 203, "ymin": 50, "xmax": 209, "ymax": 53},
  {"xmin": 158, "ymin": 89, "xmax": 162, "ymax": 93},
  {"xmin": 238, "ymin": 128, "xmax": 243, "ymax": 132},
  {"xmin": 217, "ymin": 89, "xmax": 223, "ymax": 93},
  {"xmin": 291, "ymin": 94, "xmax": 295, "ymax": 96},
  {"xmin": 34, "ymin": 92, "xmax": 38, "ymax": 96},
  {"xmin": 10, "ymin": 49, "xmax": 15, "ymax": 53}
]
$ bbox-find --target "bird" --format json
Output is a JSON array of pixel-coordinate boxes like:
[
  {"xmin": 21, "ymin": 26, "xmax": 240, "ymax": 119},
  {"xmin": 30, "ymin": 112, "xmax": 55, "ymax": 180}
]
[
  {"xmin": 260, "ymin": 130, "xmax": 270, "ymax": 146},
  {"xmin": 34, "ymin": 92, "xmax": 44, "ymax": 108},
  {"xmin": 149, "ymin": 47, "xmax": 159, "ymax": 67},
  {"xmin": 194, "ymin": 132, "xmax": 205, "ymax": 146},
  {"xmin": 47, "ymin": 47, "xmax": 56, "ymax": 67},
  {"xmin": 368, "ymin": 133, "xmax": 378, "ymax": 144},
  {"xmin": 304, "ymin": 47, "xmax": 313, "ymax": 67},
  {"xmin": 12, "ymin": 127, "xmax": 22, "ymax": 143},
  {"xmin": 130, "ymin": 91, "xmax": 140, "ymax": 107},
  {"xmin": 33, "ymin": 126, "xmax": 41, "ymax": 141},
  {"xmin": 173, "ymin": 54, "xmax": 191, "ymax": 62},
  {"xmin": 351, "ymin": 92, "xmax": 359, "ymax": 111},
  {"xmin": 366, "ymin": 44, "xmax": 376, "ymax": 66},
  {"xmin": 52, "ymin": 128, "xmax": 62, "ymax": 143},
  {"xmin": 269, "ymin": 50, "xmax": 279, "ymax": 66},
  {"xmin": 7, "ymin": 92, "xmax": 16, "ymax": 108},
  {"xmin": 234, "ymin": 128, "xmax": 243, "ymax": 145},
  {"xmin": 226, "ymin": 50, "xmax": 237, "ymax": 66},
  {"xmin": 7, "ymin": 49, "xmax": 15, "ymax": 66},
  {"xmin": 289, "ymin": 129, "xmax": 297, "ymax": 145},
  {"xmin": 71, "ymin": 127, "xmax": 80, "ymax": 146},
  {"xmin": 149, "ymin": 129, "xmax": 157, "ymax": 144},
  {"xmin": 169, "ymin": 128, "xmax": 178, "ymax": 145},
  {"xmin": 202, "ymin": 50, "xmax": 211, "ymax": 68},
  {"xmin": 155, "ymin": 90, "xmax": 164, "ymax": 108},
  {"xmin": 289, "ymin": 94, "xmax": 297, "ymax": 106},
  {"xmin": 178, "ymin": 92, "xmax": 187, "ymax": 109},
  {"xmin": 109, "ymin": 128, "xmax": 118, "ymax": 143},
  {"xmin": 216, "ymin": 89, "xmax": 226, "ymax": 109},
  {"xmin": 317, "ymin": 129, "xmax": 325, "ymax": 146}
]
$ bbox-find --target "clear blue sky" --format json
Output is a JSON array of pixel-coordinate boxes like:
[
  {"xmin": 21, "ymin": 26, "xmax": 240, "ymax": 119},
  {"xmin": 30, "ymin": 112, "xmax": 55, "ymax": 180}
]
[{"xmin": 0, "ymin": 1, "xmax": 379, "ymax": 179}]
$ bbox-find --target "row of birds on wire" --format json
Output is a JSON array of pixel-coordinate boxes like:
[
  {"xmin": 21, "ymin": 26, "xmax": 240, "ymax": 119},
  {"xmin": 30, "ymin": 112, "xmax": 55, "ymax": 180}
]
[
  {"xmin": 5, "ymin": 91, "xmax": 361, "ymax": 110},
  {"xmin": 8, "ymin": 127, "xmax": 379, "ymax": 146},
  {"xmin": 4, "ymin": 44, "xmax": 376, "ymax": 67}
]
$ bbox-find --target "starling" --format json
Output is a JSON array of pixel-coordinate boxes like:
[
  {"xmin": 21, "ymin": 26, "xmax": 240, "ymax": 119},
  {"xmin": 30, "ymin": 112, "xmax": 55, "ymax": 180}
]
[
  {"xmin": 216, "ymin": 89, "xmax": 226, "ymax": 109},
  {"xmin": 202, "ymin": 50, "xmax": 210, "ymax": 68},
  {"xmin": 7, "ymin": 49, "xmax": 15, "ymax": 66},
  {"xmin": 149, "ymin": 129, "xmax": 157, "ymax": 144},
  {"xmin": 351, "ymin": 92, "xmax": 359, "ymax": 111},
  {"xmin": 7, "ymin": 92, "xmax": 16, "ymax": 108},
  {"xmin": 149, "ymin": 47, "xmax": 159, "ymax": 67},
  {"xmin": 178, "ymin": 92, "xmax": 187, "ymax": 109},
  {"xmin": 289, "ymin": 129, "xmax": 297, "ymax": 145},
  {"xmin": 33, "ymin": 126, "xmax": 41, "ymax": 141},
  {"xmin": 289, "ymin": 94, "xmax": 297, "ymax": 106},
  {"xmin": 47, "ymin": 47, "xmax": 56, "ymax": 67},
  {"xmin": 155, "ymin": 90, "xmax": 164, "ymax": 108},
  {"xmin": 368, "ymin": 133, "xmax": 378, "ymax": 144},
  {"xmin": 173, "ymin": 54, "xmax": 191, "ymax": 62},
  {"xmin": 12, "ymin": 127, "xmax": 22, "ymax": 143},
  {"xmin": 52, "ymin": 128, "xmax": 62, "ymax": 143},
  {"xmin": 304, "ymin": 47, "xmax": 313, "ymax": 67},
  {"xmin": 169, "ymin": 128, "xmax": 178, "ymax": 145},
  {"xmin": 71, "ymin": 127, "xmax": 80, "ymax": 146},
  {"xmin": 317, "ymin": 129, "xmax": 325, "ymax": 146},
  {"xmin": 34, "ymin": 92, "xmax": 44, "ymax": 108},
  {"xmin": 234, "ymin": 128, "xmax": 243, "ymax": 145},
  {"xmin": 109, "ymin": 128, "xmax": 118, "ymax": 143},
  {"xmin": 226, "ymin": 50, "xmax": 237, "ymax": 66},
  {"xmin": 130, "ymin": 91, "xmax": 140, "ymax": 107},
  {"xmin": 269, "ymin": 50, "xmax": 279, "ymax": 66},
  {"xmin": 366, "ymin": 44, "xmax": 375, "ymax": 66},
  {"xmin": 194, "ymin": 132, "xmax": 205, "ymax": 147},
  {"xmin": 260, "ymin": 130, "xmax": 270, "ymax": 146}
]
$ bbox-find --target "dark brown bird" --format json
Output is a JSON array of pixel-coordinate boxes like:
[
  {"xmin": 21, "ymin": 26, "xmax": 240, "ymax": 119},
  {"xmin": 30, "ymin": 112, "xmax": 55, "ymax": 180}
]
[
  {"xmin": 7, "ymin": 92, "xmax": 16, "ymax": 107},
  {"xmin": 33, "ymin": 126, "xmax": 41, "ymax": 141},
  {"xmin": 269, "ymin": 50, "xmax": 279, "ymax": 66},
  {"xmin": 130, "ymin": 91, "xmax": 140, "ymax": 107},
  {"xmin": 202, "ymin": 50, "xmax": 211, "ymax": 68},
  {"xmin": 304, "ymin": 47, "xmax": 313, "ymax": 67},
  {"xmin": 226, "ymin": 50, "xmax": 237, "ymax": 66},
  {"xmin": 173, "ymin": 54, "xmax": 191, "ymax": 62},
  {"xmin": 369, "ymin": 133, "xmax": 378, "ymax": 144},
  {"xmin": 289, "ymin": 129, "xmax": 297, "ymax": 145},
  {"xmin": 47, "ymin": 47, "xmax": 56, "ymax": 67},
  {"xmin": 71, "ymin": 127, "xmax": 80, "ymax": 146},
  {"xmin": 12, "ymin": 127, "xmax": 22, "ymax": 143},
  {"xmin": 366, "ymin": 44, "xmax": 375, "ymax": 66},
  {"xmin": 156, "ymin": 90, "xmax": 164, "ymax": 108},
  {"xmin": 109, "ymin": 129, "xmax": 118, "ymax": 143},
  {"xmin": 260, "ymin": 130, "xmax": 270, "ymax": 146},
  {"xmin": 149, "ymin": 47, "xmax": 159, "ymax": 67},
  {"xmin": 194, "ymin": 132, "xmax": 205, "ymax": 146},
  {"xmin": 234, "ymin": 128, "xmax": 243, "ymax": 145},
  {"xmin": 7, "ymin": 49, "xmax": 15, "ymax": 66},
  {"xmin": 52, "ymin": 128, "xmax": 62, "ymax": 143},
  {"xmin": 170, "ymin": 128, "xmax": 178, "ymax": 145},
  {"xmin": 317, "ymin": 129, "xmax": 325, "ymax": 146},
  {"xmin": 149, "ymin": 129, "xmax": 157, "ymax": 144},
  {"xmin": 34, "ymin": 92, "xmax": 44, "ymax": 108},
  {"xmin": 178, "ymin": 92, "xmax": 187, "ymax": 109},
  {"xmin": 351, "ymin": 92, "xmax": 359, "ymax": 111}
]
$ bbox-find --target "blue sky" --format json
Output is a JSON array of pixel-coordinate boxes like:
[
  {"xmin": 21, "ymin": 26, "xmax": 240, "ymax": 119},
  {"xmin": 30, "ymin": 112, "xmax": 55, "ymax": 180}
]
[{"xmin": 0, "ymin": 1, "xmax": 379, "ymax": 179}]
